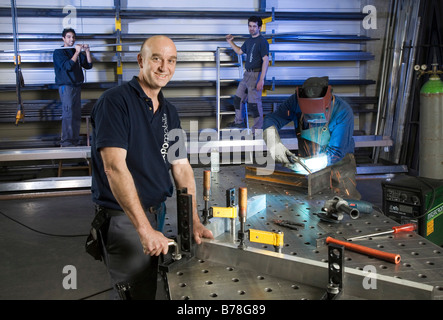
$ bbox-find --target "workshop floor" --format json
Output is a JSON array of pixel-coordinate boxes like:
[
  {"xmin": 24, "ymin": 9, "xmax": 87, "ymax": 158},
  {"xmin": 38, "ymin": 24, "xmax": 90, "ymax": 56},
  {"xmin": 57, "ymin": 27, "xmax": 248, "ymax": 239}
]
[{"xmin": 0, "ymin": 170, "xmax": 384, "ymax": 300}]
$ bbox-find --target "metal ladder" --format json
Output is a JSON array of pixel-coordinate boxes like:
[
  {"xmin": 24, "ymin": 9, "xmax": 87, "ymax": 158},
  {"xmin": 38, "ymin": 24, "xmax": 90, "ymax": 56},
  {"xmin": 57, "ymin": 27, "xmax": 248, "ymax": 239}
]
[
  {"xmin": 215, "ymin": 47, "xmax": 253, "ymax": 164},
  {"xmin": 215, "ymin": 47, "xmax": 249, "ymax": 140}
]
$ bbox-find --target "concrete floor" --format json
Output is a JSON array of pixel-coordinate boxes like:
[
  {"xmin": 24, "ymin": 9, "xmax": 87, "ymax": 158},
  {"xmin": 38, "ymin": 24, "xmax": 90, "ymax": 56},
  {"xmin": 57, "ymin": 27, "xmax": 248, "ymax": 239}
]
[{"xmin": 0, "ymin": 168, "xmax": 385, "ymax": 300}]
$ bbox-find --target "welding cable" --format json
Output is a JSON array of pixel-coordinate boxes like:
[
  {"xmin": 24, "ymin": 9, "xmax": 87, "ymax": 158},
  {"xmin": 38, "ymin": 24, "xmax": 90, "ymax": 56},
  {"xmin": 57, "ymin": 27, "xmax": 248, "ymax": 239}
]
[
  {"xmin": 0, "ymin": 209, "xmax": 113, "ymax": 299},
  {"xmin": 0, "ymin": 209, "xmax": 89, "ymax": 238},
  {"xmin": 412, "ymin": 177, "xmax": 437, "ymax": 220},
  {"xmin": 78, "ymin": 287, "xmax": 113, "ymax": 300}
]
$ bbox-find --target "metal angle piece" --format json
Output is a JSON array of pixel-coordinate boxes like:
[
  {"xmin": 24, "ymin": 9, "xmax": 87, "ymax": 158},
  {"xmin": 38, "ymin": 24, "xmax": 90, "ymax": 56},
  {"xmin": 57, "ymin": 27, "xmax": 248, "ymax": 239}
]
[{"xmin": 245, "ymin": 164, "xmax": 332, "ymax": 197}]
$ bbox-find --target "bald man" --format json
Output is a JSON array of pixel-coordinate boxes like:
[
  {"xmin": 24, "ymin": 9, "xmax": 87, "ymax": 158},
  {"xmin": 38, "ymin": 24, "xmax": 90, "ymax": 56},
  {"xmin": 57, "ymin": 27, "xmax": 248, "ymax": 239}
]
[{"xmin": 90, "ymin": 36, "xmax": 213, "ymax": 299}]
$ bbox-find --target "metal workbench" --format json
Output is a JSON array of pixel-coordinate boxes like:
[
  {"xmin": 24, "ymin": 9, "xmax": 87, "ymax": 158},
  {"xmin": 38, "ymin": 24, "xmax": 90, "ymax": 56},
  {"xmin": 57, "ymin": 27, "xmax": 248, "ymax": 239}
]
[{"xmin": 164, "ymin": 166, "xmax": 443, "ymax": 300}]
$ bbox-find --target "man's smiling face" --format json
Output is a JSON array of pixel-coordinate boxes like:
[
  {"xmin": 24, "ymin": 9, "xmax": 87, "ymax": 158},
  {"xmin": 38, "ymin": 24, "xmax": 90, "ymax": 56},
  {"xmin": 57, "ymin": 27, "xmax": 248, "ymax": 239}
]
[
  {"xmin": 137, "ymin": 36, "xmax": 177, "ymax": 91},
  {"xmin": 62, "ymin": 32, "xmax": 76, "ymax": 47}
]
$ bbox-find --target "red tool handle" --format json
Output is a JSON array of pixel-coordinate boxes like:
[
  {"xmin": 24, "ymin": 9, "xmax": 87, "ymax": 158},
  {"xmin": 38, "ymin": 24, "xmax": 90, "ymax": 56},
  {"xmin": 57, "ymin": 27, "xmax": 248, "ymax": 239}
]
[
  {"xmin": 392, "ymin": 223, "xmax": 417, "ymax": 233},
  {"xmin": 326, "ymin": 237, "xmax": 401, "ymax": 264}
]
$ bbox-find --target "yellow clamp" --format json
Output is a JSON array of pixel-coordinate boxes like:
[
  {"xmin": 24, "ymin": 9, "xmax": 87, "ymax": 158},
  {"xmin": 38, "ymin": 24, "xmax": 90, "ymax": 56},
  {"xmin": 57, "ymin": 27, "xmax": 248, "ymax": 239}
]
[
  {"xmin": 249, "ymin": 229, "xmax": 284, "ymax": 247},
  {"xmin": 261, "ymin": 16, "xmax": 273, "ymax": 33},
  {"xmin": 116, "ymin": 62, "xmax": 123, "ymax": 75},
  {"xmin": 13, "ymin": 55, "xmax": 21, "ymax": 65},
  {"xmin": 115, "ymin": 17, "xmax": 122, "ymax": 31},
  {"xmin": 211, "ymin": 206, "xmax": 237, "ymax": 219},
  {"xmin": 15, "ymin": 110, "xmax": 25, "ymax": 125},
  {"xmin": 115, "ymin": 17, "xmax": 122, "ymax": 52}
]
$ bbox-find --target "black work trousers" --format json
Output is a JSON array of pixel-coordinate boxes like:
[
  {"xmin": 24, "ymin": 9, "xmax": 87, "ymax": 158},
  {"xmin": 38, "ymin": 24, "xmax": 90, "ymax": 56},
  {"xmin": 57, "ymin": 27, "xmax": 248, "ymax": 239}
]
[{"xmin": 100, "ymin": 203, "xmax": 166, "ymax": 300}]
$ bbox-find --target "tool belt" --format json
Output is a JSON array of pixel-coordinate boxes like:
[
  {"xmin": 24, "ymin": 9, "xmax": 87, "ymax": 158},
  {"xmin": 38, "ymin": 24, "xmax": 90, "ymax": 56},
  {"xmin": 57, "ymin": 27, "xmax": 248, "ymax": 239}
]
[
  {"xmin": 85, "ymin": 206, "xmax": 112, "ymax": 261},
  {"xmin": 85, "ymin": 204, "xmax": 163, "ymax": 261}
]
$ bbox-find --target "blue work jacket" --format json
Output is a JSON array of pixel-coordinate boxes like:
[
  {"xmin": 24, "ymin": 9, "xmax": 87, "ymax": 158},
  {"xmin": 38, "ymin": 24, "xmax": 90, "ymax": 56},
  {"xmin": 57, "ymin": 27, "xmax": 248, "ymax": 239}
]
[{"xmin": 263, "ymin": 93, "xmax": 355, "ymax": 165}]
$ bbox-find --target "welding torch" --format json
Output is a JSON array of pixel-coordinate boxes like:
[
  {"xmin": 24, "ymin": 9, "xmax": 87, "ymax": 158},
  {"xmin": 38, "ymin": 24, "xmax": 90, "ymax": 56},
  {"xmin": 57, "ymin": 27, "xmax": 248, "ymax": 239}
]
[
  {"xmin": 289, "ymin": 155, "xmax": 312, "ymax": 174},
  {"xmin": 346, "ymin": 223, "xmax": 418, "ymax": 241}
]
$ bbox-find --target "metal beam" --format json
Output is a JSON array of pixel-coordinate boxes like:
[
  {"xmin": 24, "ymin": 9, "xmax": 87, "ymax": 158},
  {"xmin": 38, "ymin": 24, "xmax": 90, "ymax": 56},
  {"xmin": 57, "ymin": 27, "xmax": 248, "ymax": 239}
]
[{"xmin": 0, "ymin": 8, "xmax": 366, "ymax": 21}]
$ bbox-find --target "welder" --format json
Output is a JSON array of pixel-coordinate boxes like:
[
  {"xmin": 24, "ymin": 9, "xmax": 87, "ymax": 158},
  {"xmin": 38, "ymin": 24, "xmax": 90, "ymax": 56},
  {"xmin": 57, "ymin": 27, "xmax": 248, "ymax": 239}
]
[{"xmin": 263, "ymin": 76, "xmax": 360, "ymax": 199}]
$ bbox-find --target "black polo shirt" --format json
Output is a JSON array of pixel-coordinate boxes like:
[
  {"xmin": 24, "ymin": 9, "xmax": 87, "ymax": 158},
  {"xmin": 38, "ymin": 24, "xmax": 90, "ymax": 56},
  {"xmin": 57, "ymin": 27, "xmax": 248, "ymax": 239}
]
[
  {"xmin": 91, "ymin": 76, "xmax": 187, "ymax": 210},
  {"xmin": 241, "ymin": 35, "xmax": 269, "ymax": 70}
]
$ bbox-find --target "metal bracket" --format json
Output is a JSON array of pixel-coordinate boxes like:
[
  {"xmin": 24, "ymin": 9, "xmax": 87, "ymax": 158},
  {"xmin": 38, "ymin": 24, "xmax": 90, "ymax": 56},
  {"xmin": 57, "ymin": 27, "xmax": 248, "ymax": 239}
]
[
  {"xmin": 226, "ymin": 188, "xmax": 236, "ymax": 207},
  {"xmin": 158, "ymin": 188, "xmax": 195, "ymax": 299},
  {"xmin": 176, "ymin": 188, "xmax": 195, "ymax": 258},
  {"xmin": 321, "ymin": 243, "xmax": 344, "ymax": 300}
]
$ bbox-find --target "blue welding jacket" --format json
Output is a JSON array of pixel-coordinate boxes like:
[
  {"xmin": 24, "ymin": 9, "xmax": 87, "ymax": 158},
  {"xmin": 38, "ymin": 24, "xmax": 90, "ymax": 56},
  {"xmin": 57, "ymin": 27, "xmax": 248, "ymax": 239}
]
[{"xmin": 263, "ymin": 93, "xmax": 355, "ymax": 165}]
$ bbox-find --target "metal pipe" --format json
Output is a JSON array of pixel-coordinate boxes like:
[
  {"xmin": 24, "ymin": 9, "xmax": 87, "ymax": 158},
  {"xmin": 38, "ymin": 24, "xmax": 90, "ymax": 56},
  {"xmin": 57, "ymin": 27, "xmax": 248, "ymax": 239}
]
[
  {"xmin": 393, "ymin": 4, "xmax": 421, "ymax": 163},
  {"xmin": 373, "ymin": 0, "xmax": 397, "ymax": 162},
  {"xmin": 10, "ymin": 0, "xmax": 24, "ymax": 125},
  {"xmin": 216, "ymin": 47, "xmax": 221, "ymax": 140}
]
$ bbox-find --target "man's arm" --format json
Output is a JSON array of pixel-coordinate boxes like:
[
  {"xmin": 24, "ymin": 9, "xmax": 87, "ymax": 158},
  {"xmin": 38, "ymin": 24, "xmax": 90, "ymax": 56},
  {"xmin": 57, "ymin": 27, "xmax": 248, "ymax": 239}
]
[
  {"xmin": 263, "ymin": 93, "xmax": 298, "ymax": 131},
  {"xmin": 225, "ymin": 34, "xmax": 243, "ymax": 55},
  {"xmin": 53, "ymin": 49, "xmax": 75, "ymax": 71},
  {"xmin": 326, "ymin": 103, "xmax": 355, "ymax": 165},
  {"xmin": 83, "ymin": 44, "xmax": 92, "ymax": 64},
  {"xmin": 100, "ymin": 146, "xmax": 170, "ymax": 256},
  {"xmin": 70, "ymin": 44, "xmax": 82, "ymax": 63},
  {"xmin": 171, "ymin": 158, "xmax": 214, "ymax": 244},
  {"xmin": 256, "ymin": 54, "xmax": 269, "ymax": 91}
]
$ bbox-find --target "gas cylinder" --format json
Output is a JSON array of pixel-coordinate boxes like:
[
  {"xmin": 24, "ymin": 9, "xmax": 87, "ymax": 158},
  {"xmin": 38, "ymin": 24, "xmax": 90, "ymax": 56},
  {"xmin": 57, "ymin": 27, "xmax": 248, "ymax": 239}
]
[{"xmin": 419, "ymin": 67, "xmax": 443, "ymax": 179}]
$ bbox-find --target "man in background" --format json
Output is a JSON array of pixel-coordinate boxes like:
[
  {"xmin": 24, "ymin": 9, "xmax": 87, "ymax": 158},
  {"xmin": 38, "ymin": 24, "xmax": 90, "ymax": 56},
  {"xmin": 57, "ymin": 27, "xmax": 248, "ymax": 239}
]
[
  {"xmin": 53, "ymin": 28, "xmax": 92, "ymax": 147},
  {"xmin": 225, "ymin": 16, "xmax": 269, "ymax": 133}
]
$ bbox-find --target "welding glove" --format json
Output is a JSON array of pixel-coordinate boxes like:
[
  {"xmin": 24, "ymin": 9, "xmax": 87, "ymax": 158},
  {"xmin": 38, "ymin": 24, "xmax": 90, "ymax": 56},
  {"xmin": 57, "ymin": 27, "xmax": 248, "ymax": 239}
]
[{"xmin": 263, "ymin": 126, "xmax": 296, "ymax": 164}]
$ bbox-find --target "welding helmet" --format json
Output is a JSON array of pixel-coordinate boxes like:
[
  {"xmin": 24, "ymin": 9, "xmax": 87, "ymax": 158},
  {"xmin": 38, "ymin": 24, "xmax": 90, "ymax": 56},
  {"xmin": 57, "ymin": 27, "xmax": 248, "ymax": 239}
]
[{"xmin": 296, "ymin": 76, "xmax": 333, "ymax": 124}]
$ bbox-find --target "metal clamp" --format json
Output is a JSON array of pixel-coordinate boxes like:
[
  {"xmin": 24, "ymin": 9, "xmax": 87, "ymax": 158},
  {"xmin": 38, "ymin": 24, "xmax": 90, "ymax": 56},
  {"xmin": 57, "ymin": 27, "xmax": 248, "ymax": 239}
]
[
  {"xmin": 168, "ymin": 239, "xmax": 182, "ymax": 261},
  {"xmin": 249, "ymin": 229, "xmax": 284, "ymax": 253}
]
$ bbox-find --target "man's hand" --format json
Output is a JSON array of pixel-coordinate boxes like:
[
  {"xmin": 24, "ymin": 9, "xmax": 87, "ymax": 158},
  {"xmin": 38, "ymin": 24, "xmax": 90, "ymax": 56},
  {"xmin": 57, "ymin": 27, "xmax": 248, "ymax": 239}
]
[
  {"xmin": 74, "ymin": 44, "xmax": 82, "ymax": 53},
  {"xmin": 138, "ymin": 227, "xmax": 171, "ymax": 256},
  {"xmin": 225, "ymin": 34, "xmax": 234, "ymax": 42},
  {"xmin": 263, "ymin": 126, "xmax": 296, "ymax": 164},
  {"xmin": 81, "ymin": 44, "xmax": 90, "ymax": 53},
  {"xmin": 256, "ymin": 78, "xmax": 265, "ymax": 91},
  {"xmin": 193, "ymin": 220, "xmax": 214, "ymax": 245}
]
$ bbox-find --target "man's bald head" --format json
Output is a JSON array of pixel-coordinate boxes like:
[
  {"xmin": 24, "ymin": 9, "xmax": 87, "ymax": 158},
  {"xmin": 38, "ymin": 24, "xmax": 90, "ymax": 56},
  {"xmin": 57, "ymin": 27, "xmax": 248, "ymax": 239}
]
[{"xmin": 140, "ymin": 35, "xmax": 177, "ymax": 56}]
